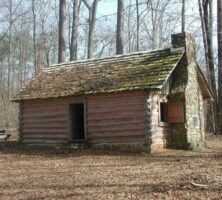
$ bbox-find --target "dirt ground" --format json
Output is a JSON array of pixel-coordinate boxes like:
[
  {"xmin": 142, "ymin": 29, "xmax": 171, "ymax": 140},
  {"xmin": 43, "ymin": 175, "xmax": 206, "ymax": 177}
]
[{"xmin": 0, "ymin": 135, "xmax": 221, "ymax": 200}]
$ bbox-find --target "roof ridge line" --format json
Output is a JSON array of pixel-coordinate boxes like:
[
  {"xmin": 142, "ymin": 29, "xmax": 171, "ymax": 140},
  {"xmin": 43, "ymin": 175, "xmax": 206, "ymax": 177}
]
[{"xmin": 44, "ymin": 48, "xmax": 172, "ymax": 71}]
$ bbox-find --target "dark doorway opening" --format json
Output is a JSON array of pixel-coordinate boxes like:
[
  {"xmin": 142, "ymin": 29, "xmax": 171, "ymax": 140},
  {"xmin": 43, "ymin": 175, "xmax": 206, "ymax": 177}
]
[{"xmin": 69, "ymin": 103, "xmax": 85, "ymax": 141}]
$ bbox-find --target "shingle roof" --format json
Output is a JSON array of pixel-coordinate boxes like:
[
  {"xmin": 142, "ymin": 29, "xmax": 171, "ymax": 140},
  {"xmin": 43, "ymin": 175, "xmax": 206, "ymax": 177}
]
[{"xmin": 13, "ymin": 48, "xmax": 184, "ymax": 101}]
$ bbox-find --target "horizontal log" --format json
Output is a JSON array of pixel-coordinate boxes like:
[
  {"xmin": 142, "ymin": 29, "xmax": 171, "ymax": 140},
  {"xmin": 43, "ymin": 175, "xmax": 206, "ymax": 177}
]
[
  {"xmin": 88, "ymin": 98, "xmax": 146, "ymax": 107},
  {"xmin": 23, "ymin": 131, "xmax": 67, "ymax": 135},
  {"xmin": 23, "ymin": 102, "xmax": 69, "ymax": 109},
  {"xmin": 22, "ymin": 118, "xmax": 67, "ymax": 123},
  {"xmin": 88, "ymin": 91, "xmax": 146, "ymax": 100},
  {"xmin": 23, "ymin": 103, "xmax": 67, "ymax": 109},
  {"xmin": 87, "ymin": 102, "xmax": 145, "ymax": 113},
  {"xmin": 23, "ymin": 129, "xmax": 67, "ymax": 134},
  {"xmin": 88, "ymin": 110, "xmax": 145, "ymax": 118},
  {"xmin": 24, "ymin": 98, "xmax": 66, "ymax": 105},
  {"xmin": 88, "ymin": 131, "xmax": 145, "ymax": 137},
  {"xmin": 88, "ymin": 94, "xmax": 145, "ymax": 102},
  {"xmin": 23, "ymin": 134, "xmax": 67, "ymax": 139},
  {"xmin": 87, "ymin": 119, "xmax": 145, "ymax": 127},
  {"xmin": 87, "ymin": 122, "xmax": 145, "ymax": 131},
  {"xmin": 22, "ymin": 123, "xmax": 67, "ymax": 129},
  {"xmin": 87, "ymin": 114, "xmax": 145, "ymax": 121},
  {"xmin": 87, "ymin": 127, "xmax": 144, "ymax": 134},
  {"xmin": 23, "ymin": 112, "xmax": 66, "ymax": 118},
  {"xmin": 88, "ymin": 126, "xmax": 145, "ymax": 134},
  {"xmin": 87, "ymin": 107, "xmax": 144, "ymax": 115},
  {"xmin": 88, "ymin": 116, "xmax": 145, "ymax": 124},
  {"xmin": 23, "ymin": 96, "xmax": 86, "ymax": 107},
  {"xmin": 23, "ymin": 107, "xmax": 67, "ymax": 114}
]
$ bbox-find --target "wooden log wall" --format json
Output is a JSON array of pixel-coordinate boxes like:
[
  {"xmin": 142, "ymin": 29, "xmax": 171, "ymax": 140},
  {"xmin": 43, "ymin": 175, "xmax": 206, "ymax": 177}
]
[
  {"xmin": 21, "ymin": 91, "xmax": 147, "ymax": 144},
  {"xmin": 22, "ymin": 98, "xmax": 70, "ymax": 143},
  {"xmin": 87, "ymin": 91, "xmax": 147, "ymax": 144}
]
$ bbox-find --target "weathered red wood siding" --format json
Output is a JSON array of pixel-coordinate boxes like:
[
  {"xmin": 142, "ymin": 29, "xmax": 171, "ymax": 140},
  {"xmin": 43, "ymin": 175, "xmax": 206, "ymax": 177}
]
[
  {"xmin": 87, "ymin": 91, "xmax": 147, "ymax": 144},
  {"xmin": 21, "ymin": 91, "xmax": 147, "ymax": 145},
  {"xmin": 22, "ymin": 98, "xmax": 70, "ymax": 143}
]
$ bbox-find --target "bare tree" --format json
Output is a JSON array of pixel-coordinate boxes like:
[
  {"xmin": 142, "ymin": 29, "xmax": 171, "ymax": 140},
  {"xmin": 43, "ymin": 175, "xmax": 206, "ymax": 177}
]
[
  {"xmin": 82, "ymin": 0, "xmax": 100, "ymax": 59},
  {"xmin": 198, "ymin": 0, "xmax": 217, "ymax": 133},
  {"xmin": 116, "ymin": 0, "xmax": 124, "ymax": 55},
  {"xmin": 141, "ymin": 0, "xmax": 174, "ymax": 50},
  {"xmin": 32, "ymin": 0, "xmax": 37, "ymax": 74},
  {"xmin": 126, "ymin": 0, "xmax": 132, "ymax": 53},
  {"xmin": 58, "ymin": 0, "xmax": 66, "ymax": 63},
  {"xmin": 7, "ymin": 0, "xmax": 12, "ymax": 100},
  {"xmin": 70, "ymin": 0, "xmax": 78, "ymax": 61},
  {"xmin": 70, "ymin": 0, "xmax": 81, "ymax": 61},
  {"xmin": 136, "ymin": 0, "xmax": 139, "ymax": 51},
  {"xmin": 38, "ymin": 0, "xmax": 58, "ymax": 67},
  {"xmin": 198, "ymin": 0, "xmax": 211, "ymax": 83},
  {"xmin": 181, "ymin": 0, "xmax": 185, "ymax": 32},
  {"xmin": 202, "ymin": 0, "xmax": 216, "ymax": 93},
  {"xmin": 217, "ymin": 0, "xmax": 222, "ymax": 133}
]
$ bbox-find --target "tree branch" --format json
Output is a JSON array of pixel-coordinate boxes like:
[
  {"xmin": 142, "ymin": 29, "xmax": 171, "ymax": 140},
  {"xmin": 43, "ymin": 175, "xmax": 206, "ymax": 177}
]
[{"xmin": 82, "ymin": 0, "xmax": 90, "ymax": 10}]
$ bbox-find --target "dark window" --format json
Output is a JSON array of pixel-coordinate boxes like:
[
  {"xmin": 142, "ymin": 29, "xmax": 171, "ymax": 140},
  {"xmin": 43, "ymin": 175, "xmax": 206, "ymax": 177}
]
[{"xmin": 160, "ymin": 102, "xmax": 168, "ymax": 123}]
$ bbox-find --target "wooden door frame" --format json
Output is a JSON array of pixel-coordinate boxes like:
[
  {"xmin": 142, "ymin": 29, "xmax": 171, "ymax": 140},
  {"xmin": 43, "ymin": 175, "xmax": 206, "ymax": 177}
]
[{"xmin": 68, "ymin": 101, "xmax": 87, "ymax": 142}]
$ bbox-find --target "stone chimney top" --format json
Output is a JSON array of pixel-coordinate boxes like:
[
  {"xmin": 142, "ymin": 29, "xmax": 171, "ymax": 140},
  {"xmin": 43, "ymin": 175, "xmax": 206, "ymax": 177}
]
[
  {"xmin": 171, "ymin": 32, "xmax": 186, "ymax": 49},
  {"xmin": 171, "ymin": 32, "xmax": 196, "ymax": 54},
  {"xmin": 171, "ymin": 32, "xmax": 196, "ymax": 61}
]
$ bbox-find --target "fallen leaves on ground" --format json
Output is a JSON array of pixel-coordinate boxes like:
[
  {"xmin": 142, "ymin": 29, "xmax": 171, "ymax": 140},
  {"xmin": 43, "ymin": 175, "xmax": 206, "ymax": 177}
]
[{"xmin": 0, "ymin": 134, "xmax": 221, "ymax": 200}]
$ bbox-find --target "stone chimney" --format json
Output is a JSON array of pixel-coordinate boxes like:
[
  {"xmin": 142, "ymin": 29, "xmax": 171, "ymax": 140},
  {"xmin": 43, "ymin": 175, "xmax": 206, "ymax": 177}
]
[
  {"xmin": 171, "ymin": 32, "xmax": 203, "ymax": 151},
  {"xmin": 171, "ymin": 32, "xmax": 196, "ymax": 61}
]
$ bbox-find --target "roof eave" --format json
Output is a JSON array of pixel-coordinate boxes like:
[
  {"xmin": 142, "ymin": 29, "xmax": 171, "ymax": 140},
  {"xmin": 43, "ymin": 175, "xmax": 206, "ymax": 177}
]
[
  {"xmin": 196, "ymin": 64, "xmax": 215, "ymax": 101},
  {"xmin": 160, "ymin": 51, "xmax": 185, "ymax": 90},
  {"xmin": 11, "ymin": 85, "xmax": 163, "ymax": 102}
]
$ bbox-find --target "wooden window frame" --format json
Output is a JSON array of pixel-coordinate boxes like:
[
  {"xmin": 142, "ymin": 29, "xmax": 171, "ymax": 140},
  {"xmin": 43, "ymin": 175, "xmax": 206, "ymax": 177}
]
[
  {"xmin": 158, "ymin": 100, "xmax": 185, "ymax": 126},
  {"xmin": 158, "ymin": 99, "xmax": 169, "ymax": 127},
  {"xmin": 68, "ymin": 101, "xmax": 87, "ymax": 142}
]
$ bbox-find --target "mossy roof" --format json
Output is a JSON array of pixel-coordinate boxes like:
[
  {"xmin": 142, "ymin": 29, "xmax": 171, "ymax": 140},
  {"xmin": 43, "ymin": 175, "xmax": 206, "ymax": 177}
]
[{"xmin": 13, "ymin": 48, "xmax": 184, "ymax": 101}]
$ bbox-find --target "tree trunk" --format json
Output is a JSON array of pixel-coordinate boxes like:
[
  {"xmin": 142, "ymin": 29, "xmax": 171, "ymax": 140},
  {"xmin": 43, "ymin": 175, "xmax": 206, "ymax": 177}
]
[
  {"xmin": 116, "ymin": 0, "xmax": 124, "ymax": 55},
  {"xmin": 181, "ymin": 0, "xmax": 185, "ymax": 32},
  {"xmin": 32, "ymin": 0, "xmax": 37, "ymax": 74},
  {"xmin": 136, "ymin": 0, "xmax": 139, "ymax": 51},
  {"xmin": 82, "ymin": 0, "xmax": 100, "ymax": 59},
  {"xmin": 127, "ymin": 0, "xmax": 132, "ymax": 53},
  {"xmin": 198, "ymin": 0, "xmax": 211, "ymax": 83},
  {"xmin": 88, "ymin": 0, "xmax": 99, "ymax": 59},
  {"xmin": 198, "ymin": 0, "xmax": 217, "ymax": 133},
  {"xmin": 70, "ymin": 0, "xmax": 80, "ymax": 61},
  {"xmin": 203, "ymin": 0, "xmax": 216, "ymax": 93},
  {"xmin": 203, "ymin": 0, "xmax": 217, "ymax": 134},
  {"xmin": 8, "ymin": 0, "xmax": 12, "ymax": 100},
  {"xmin": 58, "ymin": 0, "xmax": 66, "ymax": 63},
  {"xmin": 217, "ymin": 0, "xmax": 222, "ymax": 133}
]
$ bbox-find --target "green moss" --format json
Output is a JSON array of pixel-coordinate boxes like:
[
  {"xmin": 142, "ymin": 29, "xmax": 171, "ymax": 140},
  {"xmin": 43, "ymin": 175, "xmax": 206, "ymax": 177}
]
[{"xmin": 12, "ymin": 48, "xmax": 184, "ymax": 101}]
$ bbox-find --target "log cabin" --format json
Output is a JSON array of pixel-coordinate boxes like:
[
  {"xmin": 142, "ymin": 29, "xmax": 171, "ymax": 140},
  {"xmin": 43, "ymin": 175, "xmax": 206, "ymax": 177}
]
[{"xmin": 12, "ymin": 33, "xmax": 214, "ymax": 153}]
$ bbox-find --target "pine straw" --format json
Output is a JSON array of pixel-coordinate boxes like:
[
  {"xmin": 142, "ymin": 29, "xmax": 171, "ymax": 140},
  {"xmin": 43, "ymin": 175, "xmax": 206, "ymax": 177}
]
[{"xmin": 0, "ymin": 135, "xmax": 221, "ymax": 200}]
